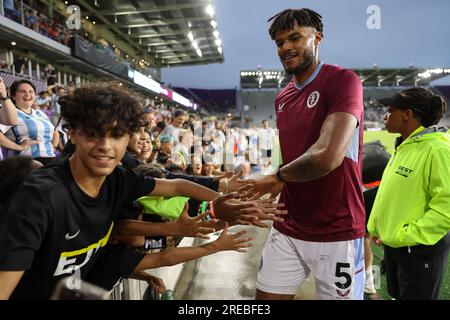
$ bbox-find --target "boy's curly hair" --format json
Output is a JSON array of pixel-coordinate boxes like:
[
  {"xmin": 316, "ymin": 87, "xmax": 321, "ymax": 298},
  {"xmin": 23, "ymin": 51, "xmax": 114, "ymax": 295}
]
[{"xmin": 60, "ymin": 85, "xmax": 145, "ymax": 137}]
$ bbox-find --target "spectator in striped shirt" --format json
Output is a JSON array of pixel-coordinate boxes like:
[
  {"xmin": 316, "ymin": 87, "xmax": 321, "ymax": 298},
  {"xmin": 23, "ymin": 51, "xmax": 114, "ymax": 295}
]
[{"xmin": 3, "ymin": 80, "xmax": 59, "ymax": 166}]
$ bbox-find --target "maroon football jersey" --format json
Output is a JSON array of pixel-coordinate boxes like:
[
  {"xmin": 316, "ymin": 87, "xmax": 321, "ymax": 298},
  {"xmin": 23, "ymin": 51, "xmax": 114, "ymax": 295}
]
[{"xmin": 273, "ymin": 63, "xmax": 365, "ymax": 242}]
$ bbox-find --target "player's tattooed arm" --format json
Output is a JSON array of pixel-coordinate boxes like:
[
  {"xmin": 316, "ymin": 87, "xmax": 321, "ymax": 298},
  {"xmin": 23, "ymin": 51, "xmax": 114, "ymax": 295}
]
[{"xmin": 278, "ymin": 112, "xmax": 358, "ymax": 182}]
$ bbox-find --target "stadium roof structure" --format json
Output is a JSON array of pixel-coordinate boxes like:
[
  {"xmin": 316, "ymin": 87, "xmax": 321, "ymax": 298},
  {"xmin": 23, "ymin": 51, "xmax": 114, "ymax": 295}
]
[
  {"xmin": 74, "ymin": 0, "xmax": 224, "ymax": 67},
  {"xmin": 240, "ymin": 67, "xmax": 450, "ymax": 89}
]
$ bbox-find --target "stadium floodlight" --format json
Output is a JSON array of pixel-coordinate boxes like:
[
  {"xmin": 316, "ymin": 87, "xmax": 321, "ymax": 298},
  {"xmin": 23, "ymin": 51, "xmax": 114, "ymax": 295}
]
[
  {"xmin": 196, "ymin": 49, "xmax": 202, "ymax": 57},
  {"xmin": 192, "ymin": 40, "xmax": 199, "ymax": 50},
  {"xmin": 206, "ymin": 4, "xmax": 215, "ymax": 17},
  {"xmin": 187, "ymin": 31, "xmax": 194, "ymax": 41},
  {"xmin": 213, "ymin": 30, "xmax": 220, "ymax": 38},
  {"xmin": 210, "ymin": 20, "xmax": 218, "ymax": 28},
  {"xmin": 215, "ymin": 39, "xmax": 222, "ymax": 46},
  {"xmin": 418, "ymin": 71, "xmax": 431, "ymax": 78},
  {"xmin": 218, "ymin": 46, "xmax": 223, "ymax": 54},
  {"xmin": 430, "ymin": 68, "xmax": 443, "ymax": 74}
]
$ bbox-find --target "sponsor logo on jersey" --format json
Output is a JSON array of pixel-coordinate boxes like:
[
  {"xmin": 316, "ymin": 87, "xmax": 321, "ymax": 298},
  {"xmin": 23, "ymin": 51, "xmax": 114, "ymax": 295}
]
[
  {"xmin": 336, "ymin": 289, "xmax": 351, "ymax": 299},
  {"xmin": 53, "ymin": 223, "xmax": 114, "ymax": 276},
  {"xmin": 65, "ymin": 229, "xmax": 80, "ymax": 240}
]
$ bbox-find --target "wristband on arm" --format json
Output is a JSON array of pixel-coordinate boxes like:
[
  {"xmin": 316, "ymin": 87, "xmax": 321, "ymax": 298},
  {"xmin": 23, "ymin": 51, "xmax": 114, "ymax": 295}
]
[
  {"xmin": 197, "ymin": 200, "xmax": 217, "ymax": 221},
  {"xmin": 275, "ymin": 164, "xmax": 286, "ymax": 183}
]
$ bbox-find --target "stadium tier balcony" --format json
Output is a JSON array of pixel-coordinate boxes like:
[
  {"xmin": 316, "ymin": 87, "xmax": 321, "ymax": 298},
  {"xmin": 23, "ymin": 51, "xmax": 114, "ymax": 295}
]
[{"xmin": 173, "ymin": 87, "xmax": 236, "ymax": 113}]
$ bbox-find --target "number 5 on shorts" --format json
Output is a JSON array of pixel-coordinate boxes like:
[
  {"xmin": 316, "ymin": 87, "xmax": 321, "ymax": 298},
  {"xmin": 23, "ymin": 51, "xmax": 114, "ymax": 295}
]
[{"xmin": 335, "ymin": 262, "xmax": 352, "ymax": 289}]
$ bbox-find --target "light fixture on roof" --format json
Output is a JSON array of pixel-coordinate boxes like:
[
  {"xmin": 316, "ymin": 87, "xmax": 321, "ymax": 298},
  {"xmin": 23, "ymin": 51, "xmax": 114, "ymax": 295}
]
[
  {"xmin": 139, "ymin": 37, "xmax": 142, "ymax": 44},
  {"xmin": 206, "ymin": 4, "xmax": 215, "ymax": 17},
  {"xmin": 11, "ymin": 41, "xmax": 16, "ymax": 46},
  {"xmin": 213, "ymin": 30, "xmax": 219, "ymax": 38},
  {"xmin": 188, "ymin": 21, "xmax": 192, "ymax": 28},
  {"xmin": 148, "ymin": 45, "xmax": 150, "ymax": 52},
  {"xmin": 64, "ymin": 1, "xmax": 68, "ymax": 4},
  {"xmin": 196, "ymin": 49, "xmax": 202, "ymax": 57},
  {"xmin": 86, "ymin": 16, "xmax": 89, "ymax": 19},
  {"xmin": 192, "ymin": 40, "xmax": 199, "ymax": 50},
  {"xmin": 128, "ymin": 27, "xmax": 131, "ymax": 35},
  {"xmin": 92, "ymin": 21, "xmax": 96, "ymax": 25},
  {"xmin": 114, "ymin": 15, "xmax": 117, "ymax": 23},
  {"xmin": 187, "ymin": 31, "xmax": 194, "ymax": 41},
  {"xmin": 210, "ymin": 20, "xmax": 218, "ymax": 28},
  {"xmin": 217, "ymin": 46, "xmax": 223, "ymax": 54},
  {"xmin": 94, "ymin": 0, "xmax": 99, "ymax": 7},
  {"xmin": 215, "ymin": 39, "xmax": 222, "ymax": 46}
]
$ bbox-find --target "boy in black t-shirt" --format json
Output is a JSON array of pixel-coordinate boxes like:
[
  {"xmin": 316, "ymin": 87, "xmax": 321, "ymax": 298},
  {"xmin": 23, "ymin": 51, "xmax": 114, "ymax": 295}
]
[{"xmin": 0, "ymin": 86, "xmax": 278, "ymax": 300}]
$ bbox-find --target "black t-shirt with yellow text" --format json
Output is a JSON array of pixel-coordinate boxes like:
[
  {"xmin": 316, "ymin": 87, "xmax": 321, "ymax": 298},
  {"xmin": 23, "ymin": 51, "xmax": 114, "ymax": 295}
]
[{"xmin": 0, "ymin": 158, "xmax": 155, "ymax": 299}]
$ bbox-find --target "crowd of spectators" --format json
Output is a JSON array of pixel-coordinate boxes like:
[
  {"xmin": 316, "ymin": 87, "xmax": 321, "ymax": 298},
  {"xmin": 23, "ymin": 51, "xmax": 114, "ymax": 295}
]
[{"xmin": 0, "ymin": 77, "xmax": 285, "ymax": 300}]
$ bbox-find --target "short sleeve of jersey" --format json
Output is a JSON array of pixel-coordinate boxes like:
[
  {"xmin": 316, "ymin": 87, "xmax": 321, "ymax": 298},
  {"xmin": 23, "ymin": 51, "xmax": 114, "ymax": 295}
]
[
  {"xmin": 326, "ymin": 69, "xmax": 363, "ymax": 123},
  {"xmin": 119, "ymin": 167, "xmax": 156, "ymax": 206},
  {"xmin": 0, "ymin": 124, "xmax": 11, "ymax": 133},
  {"xmin": 0, "ymin": 186, "xmax": 53, "ymax": 270}
]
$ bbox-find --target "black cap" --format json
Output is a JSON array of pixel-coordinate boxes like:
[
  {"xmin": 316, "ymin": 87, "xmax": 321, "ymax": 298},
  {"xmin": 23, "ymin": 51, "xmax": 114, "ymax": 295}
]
[{"xmin": 377, "ymin": 93, "xmax": 427, "ymax": 116}]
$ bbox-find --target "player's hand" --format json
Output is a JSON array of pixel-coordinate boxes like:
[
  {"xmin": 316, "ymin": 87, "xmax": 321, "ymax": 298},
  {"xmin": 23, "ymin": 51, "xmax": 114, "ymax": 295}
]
[
  {"xmin": 229, "ymin": 198, "xmax": 287, "ymax": 228},
  {"xmin": 237, "ymin": 174, "xmax": 285, "ymax": 200},
  {"xmin": 212, "ymin": 192, "xmax": 262, "ymax": 222}
]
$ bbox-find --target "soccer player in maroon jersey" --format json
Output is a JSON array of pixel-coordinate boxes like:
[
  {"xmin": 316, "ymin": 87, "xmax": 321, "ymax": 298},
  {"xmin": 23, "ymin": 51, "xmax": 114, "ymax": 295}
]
[{"xmin": 241, "ymin": 8, "xmax": 366, "ymax": 300}]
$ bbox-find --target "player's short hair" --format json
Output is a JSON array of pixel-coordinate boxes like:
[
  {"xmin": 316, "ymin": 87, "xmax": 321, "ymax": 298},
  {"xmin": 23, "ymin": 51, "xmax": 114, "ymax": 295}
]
[{"xmin": 268, "ymin": 8, "xmax": 324, "ymax": 40}]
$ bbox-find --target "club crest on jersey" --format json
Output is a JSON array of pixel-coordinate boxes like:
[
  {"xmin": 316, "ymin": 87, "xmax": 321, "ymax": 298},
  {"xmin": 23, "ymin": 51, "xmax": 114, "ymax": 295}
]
[
  {"xmin": 307, "ymin": 91, "xmax": 320, "ymax": 108},
  {"xmin": 278, "ymin": 102, "xmax": 286, "ymax": 112}
]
